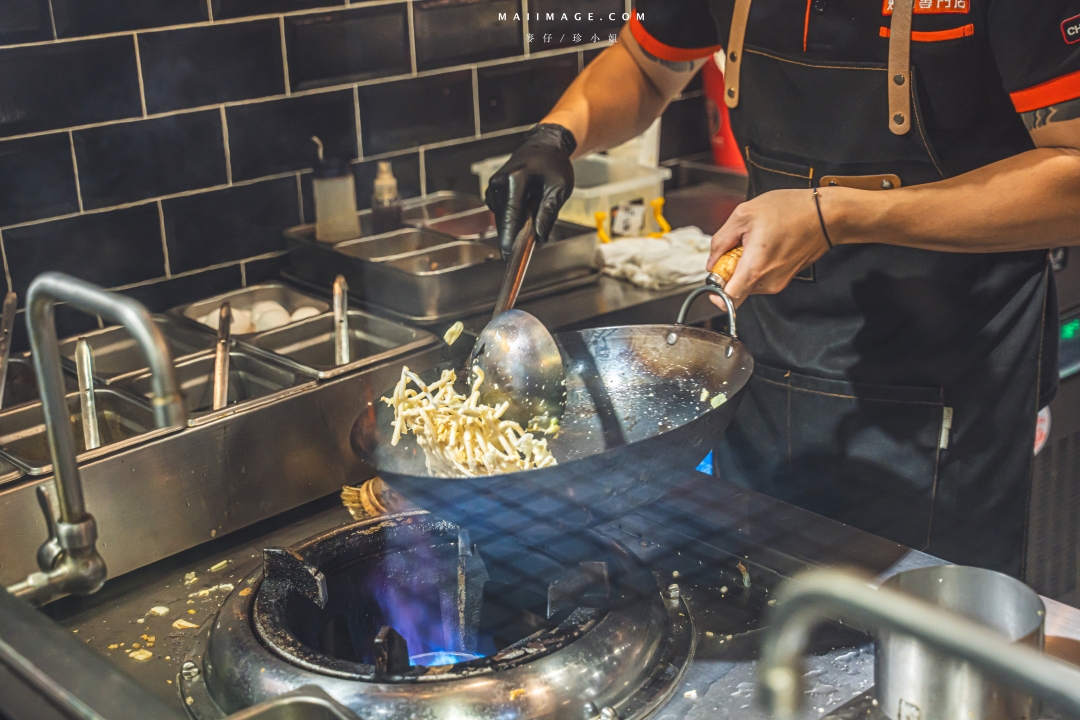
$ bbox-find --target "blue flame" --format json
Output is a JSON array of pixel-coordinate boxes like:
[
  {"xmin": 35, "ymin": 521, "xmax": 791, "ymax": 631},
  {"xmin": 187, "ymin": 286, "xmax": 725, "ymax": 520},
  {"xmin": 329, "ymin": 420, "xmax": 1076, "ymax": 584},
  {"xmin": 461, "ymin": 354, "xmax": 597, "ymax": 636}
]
[{"xmin": 409, "ymin": 651, "xmax": 480, "ymax": 667}]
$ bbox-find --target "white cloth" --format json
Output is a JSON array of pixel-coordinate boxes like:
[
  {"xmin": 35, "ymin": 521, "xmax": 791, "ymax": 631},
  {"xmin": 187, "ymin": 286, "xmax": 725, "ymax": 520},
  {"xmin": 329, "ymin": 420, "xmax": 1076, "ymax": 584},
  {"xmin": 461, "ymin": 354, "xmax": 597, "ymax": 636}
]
[{"xmin": 596, "ymin": 226, "xmax": 713, "ymax": 290}]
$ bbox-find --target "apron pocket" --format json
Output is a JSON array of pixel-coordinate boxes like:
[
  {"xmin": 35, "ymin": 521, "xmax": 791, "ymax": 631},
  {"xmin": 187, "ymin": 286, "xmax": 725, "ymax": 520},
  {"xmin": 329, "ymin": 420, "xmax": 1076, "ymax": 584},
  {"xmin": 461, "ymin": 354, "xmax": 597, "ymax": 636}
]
[
  {"xmin": 760, "ymin": 364, "xmax": 945, "ymax": 550},
  {"xmin": 744, "ymin": 147, "xmax": 814, "ymax": 195}
]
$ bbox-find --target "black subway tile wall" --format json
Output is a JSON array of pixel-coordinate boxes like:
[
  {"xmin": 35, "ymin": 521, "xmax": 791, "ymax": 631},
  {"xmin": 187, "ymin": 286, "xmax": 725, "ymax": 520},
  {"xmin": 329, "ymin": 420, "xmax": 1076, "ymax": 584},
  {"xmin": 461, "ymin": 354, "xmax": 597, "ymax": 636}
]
[
  {"xmin": 226, "ymin": 91, "xmax": 356, "ymax": 181},
  {"xmin": 414, "ymin": 0, "xmax": 522, "ymax": 71},
  {"xmin": 0, "ymin": 0, "xmax": 707, "ymax": 351},
  {"xmin": 0, "ymin": 134, "xmax": 79, "ymax": 225},
  {"xmin": 357, "ymin": 71, "xmax": 474, "ymax": 155},
  {"xmin": 138, "ymin": 21, "xmax": 285, "ymax": 113},
  {"xmin": 51, "ymin": 0, "xmax": 207, "ymax": 38},
  {"xmin": 478, "ymin": 54, "xmax": 577, "ymax": 133},
  {"xmin": 162, "ymin": 177, "xmax": 299, "ymax": 273},
  {"xmin": 285, "ymin": 6, "xmax": 411, "ymax": 90},
  {"xmin": 4, "ymin": 204, "xmax": 164, "ymax": 302},
  {"xmin": 0, "ymin": 0, "xmax": 53, "ymax": 45},
  {"xmin": 0, "ymin": 37, "xmax": 141, "ymax": 137},
  {"xmin": 73, "ymin": 112, "xmax": 227, "ymax": 208}
]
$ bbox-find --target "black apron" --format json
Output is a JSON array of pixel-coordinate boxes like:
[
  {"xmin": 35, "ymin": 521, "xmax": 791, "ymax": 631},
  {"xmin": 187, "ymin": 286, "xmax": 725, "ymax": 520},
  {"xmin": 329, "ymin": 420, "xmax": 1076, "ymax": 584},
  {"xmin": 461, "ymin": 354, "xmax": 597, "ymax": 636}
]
[{"xmin": 711, "ymin": 0, "xmax": 1051, "ymax": 576}]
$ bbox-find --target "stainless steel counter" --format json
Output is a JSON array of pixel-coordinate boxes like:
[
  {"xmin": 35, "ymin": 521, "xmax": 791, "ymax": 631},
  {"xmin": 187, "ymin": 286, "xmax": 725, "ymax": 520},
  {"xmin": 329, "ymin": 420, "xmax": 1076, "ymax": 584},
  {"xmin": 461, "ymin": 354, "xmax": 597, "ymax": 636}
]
[{"xmin": 38, "ymin": 471, "xmax": 1080, "ymax": 720}]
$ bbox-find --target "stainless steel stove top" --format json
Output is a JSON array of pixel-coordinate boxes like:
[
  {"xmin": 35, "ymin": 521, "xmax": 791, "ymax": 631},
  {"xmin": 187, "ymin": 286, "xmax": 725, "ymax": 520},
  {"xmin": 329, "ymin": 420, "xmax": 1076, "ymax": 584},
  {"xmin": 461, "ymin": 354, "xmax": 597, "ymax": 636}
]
[{"xmin": 39, "ymin": 471, "xmax": 943, "ymax": 720}]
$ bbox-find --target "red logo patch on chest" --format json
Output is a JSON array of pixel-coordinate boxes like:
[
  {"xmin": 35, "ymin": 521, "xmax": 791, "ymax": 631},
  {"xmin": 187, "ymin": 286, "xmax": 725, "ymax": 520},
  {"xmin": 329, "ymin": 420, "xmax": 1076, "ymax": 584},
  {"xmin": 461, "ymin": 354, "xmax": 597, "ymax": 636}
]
[
  {"xmin": 882, "ymin": 0, "xmax": 970, "ymax": 15},
  {"xmin": 1063, "ymin": 14, "xmax": 1080, "ymax": 44}
]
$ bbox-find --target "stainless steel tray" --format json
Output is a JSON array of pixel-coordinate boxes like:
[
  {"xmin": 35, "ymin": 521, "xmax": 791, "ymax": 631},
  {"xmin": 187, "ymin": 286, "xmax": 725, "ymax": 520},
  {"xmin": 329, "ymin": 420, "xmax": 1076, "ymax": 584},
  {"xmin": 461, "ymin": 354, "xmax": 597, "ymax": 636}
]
[
  {"xmin": 116, "ymin": 347, "xmax": 315, "ymax": 426},
  {"xmin": 281, "ymin": 268, "xmax": 602, "ymax": 328},
  {"xmin": 2, "ymin": 355, "xmax": 77, "ymax": 409},
  {"xmin": 401, "ymin": 191, "xmax": 486, "ymax": 225},
  {"xmin": 245, "ymin": 310, "xmax": 438, "ymax": 380},
  {"xmin": 0, "ymin": 456, "xmax": 22, "ymax": 487},
  {"xmin": 423, "ymin": 208, "xmax": 497, "ymax": 241},
  {"xmin": 285, "ymin": 221, "xmax": 598, "ymax": 319},
  {"xmin": 168, "ymin": 282, "xmax": 330, "ymax": 338},
  {"xmin": 58, "ymin": 315, "xmax": 216, "ymax": 385},
  {"xmin": 334, "ymin": 228, "xmax": 462, "ymax": 262},
  {"xmin": 0, "ymin": 388, "xmax": 176, "ymax": 475}
]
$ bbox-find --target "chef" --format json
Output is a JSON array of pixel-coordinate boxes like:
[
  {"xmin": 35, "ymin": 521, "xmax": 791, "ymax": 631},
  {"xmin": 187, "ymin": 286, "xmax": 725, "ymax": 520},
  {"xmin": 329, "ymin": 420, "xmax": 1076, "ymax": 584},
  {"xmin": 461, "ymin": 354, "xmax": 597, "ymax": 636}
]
[{"xmin": 485, "ymin": 0, "xmax": 1080, "ymax": 576}]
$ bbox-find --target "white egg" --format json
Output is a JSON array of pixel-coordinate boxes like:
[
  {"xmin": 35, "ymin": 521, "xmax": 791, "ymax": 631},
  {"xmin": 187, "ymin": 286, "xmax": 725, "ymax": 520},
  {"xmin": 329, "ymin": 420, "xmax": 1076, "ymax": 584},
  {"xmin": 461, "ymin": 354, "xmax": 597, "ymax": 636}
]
[
  {"xmin": 254, "ymin": 307, "xmax": 291, "ymax": 332},
  {"xmin": 230, "ymin": 309, "xmax": 254, "ymax": 334},
  {"xmin": 290, "ymin": 306, "xmax": 320, "ymax": 321},
  {"xmin": 251, "ymin": 300, "xmax": 286, "ymax": 321}
]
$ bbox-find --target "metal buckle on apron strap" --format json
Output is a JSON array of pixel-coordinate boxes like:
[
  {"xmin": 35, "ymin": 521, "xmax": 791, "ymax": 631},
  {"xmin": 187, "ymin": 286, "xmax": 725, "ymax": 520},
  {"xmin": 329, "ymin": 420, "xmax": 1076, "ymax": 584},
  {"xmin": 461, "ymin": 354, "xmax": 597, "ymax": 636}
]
[
  {"xmin": 723, "ymin": 0, "xmax": 915, "ymax": 137},
  {"xmin": 819, "ymin": 174, "xmax": 902, "ymax": 191}
]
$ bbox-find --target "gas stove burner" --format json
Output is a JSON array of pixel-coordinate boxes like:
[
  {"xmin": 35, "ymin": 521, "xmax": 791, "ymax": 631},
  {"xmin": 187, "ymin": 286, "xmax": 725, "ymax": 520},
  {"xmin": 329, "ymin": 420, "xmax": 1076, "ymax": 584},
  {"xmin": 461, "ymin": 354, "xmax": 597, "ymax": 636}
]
[{"xmin": 181, "ymin": 510, "xmax": 694, "ymax": 720}]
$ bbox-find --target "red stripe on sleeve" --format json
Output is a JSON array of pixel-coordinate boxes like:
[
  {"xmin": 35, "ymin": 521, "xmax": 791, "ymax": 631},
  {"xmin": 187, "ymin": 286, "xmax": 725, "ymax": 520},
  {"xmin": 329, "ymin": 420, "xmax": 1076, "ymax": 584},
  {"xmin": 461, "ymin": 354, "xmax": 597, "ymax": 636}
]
[
  {"xmin": 1010, "ymin": 68, "xmax": 1080, "ymax": 113},
  {"xmin": 629, "ymin": 15, "xmax": 720, "ymax": 62}
]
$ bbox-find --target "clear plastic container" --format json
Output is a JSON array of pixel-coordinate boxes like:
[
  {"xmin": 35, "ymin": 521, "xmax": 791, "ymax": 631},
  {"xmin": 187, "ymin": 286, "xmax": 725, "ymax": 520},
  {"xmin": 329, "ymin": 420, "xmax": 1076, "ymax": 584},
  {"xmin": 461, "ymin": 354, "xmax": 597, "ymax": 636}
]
[{"xmin": 472, "ymin": 153, "xmax": 671, "ymax": 237}]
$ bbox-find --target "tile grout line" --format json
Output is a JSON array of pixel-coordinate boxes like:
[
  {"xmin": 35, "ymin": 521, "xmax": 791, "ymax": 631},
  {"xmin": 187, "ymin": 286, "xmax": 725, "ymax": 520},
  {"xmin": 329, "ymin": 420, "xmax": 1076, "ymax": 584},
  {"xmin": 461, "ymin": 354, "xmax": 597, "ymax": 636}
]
[
  {"xmin": 406, "ymin": 0, "xmax": 417, "ymax": 75},
  {"xmin": 578, "ymin": 49, "xmax": 583, "ymax": 73},
  {"xmin": 522, "ymin": 0, "xmax": 530, "ymax": 57},
  {"xmin": 220, "ymin": 107, "xmax": 233, "ymax": 184},
  {"xmin": 206, "ymin": 0, "xmax": 214, "ymax": 22},
  {"xmin": 295, "ymin": 173, "xmax": 304, "ymax": 222},
  {"xmin": 67, "ymin": 131, "xmax": 85, "ymax": 213},
  {"xmin": 353, "ymin": 85, "xmax": 363, "ymax": 160},
  {"xmin": 107, "ymin": 252, "xmax": 289, "ymax": 293},
  {"xmin": 0, "ymin": 230, "xmax": 11, "ymax": 295},
  {"xmin": 0, "ymin": 123, "xmax": 538, "ymax": 234},
  {"xmin": 418, "ymin": 148, "xmax": 426, "ymax": 196},
  {"xmin": 471, "ymin": 66, "xmax": 481, "ymax": 138},
  {"xmin": 0, "ymin": 0, "xmax": 419, "ymax": 51},
  {"xmin": 46, "ymin": 0, "xmax": 58, "ymax": 39},
  {"xmin": 156, "ymin": 200, "xmax": 171, "ymax": 277},
  {"xmin": 0, "ymin": 124, "xmax": 539, "ymax": 234},
  {"xmin": 240, "ymin": 261, "xmax": 247, "ymax": 287},
  {"xmin": 279, "ymin": 16, "xmax": 291, "ymax": 95},
  {"xmin": 0, "ymin": 44, "xmax": 598, "ymax": 145},
  {"xmin": 133, "ymin": 34, "xmax": 148, "ymax": 117},
  {"xmin": 0, "ymin": 169, "xmax": 304, "ymax": 232}
]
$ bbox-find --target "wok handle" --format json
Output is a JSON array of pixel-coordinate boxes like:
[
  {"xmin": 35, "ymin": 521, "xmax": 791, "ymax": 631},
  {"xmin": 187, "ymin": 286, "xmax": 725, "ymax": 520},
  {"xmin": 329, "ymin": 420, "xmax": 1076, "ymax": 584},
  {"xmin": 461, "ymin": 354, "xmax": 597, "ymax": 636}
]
[
  {"xmin": 708, "ymin": 246, "xmax": 743, "ymax": 287},
  {"xmin": 677, "ymin": 285, "xmax": 737, "ymax": 338}
]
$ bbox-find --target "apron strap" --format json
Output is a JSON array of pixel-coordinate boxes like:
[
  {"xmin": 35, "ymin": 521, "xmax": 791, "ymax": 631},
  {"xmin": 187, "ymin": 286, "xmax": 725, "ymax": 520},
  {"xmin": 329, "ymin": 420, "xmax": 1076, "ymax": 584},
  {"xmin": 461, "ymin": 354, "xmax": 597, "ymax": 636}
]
[
  {"xmin": 724, "ymin": 0, "xmax": 753, "ymax": 109},
  {"xmin": 887, "ymin": 0, "xmax": 914, "ymax": 135}
]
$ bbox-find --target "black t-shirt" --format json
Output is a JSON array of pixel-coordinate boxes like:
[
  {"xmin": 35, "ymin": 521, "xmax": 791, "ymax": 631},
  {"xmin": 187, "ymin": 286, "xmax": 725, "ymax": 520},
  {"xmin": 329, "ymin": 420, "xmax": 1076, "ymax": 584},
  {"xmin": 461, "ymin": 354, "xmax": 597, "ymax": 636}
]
[{"xmin": 633, "ymin": 0, "xmax": 1075, "ymax": 407}]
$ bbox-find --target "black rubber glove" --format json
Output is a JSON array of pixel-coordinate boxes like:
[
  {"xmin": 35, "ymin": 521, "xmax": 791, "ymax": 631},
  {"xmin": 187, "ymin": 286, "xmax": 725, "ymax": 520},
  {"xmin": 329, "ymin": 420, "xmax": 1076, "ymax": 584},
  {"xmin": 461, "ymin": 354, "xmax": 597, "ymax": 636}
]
[{"xmin": 485, "ymin": 124, "xmax": 577, "ymax": 261}]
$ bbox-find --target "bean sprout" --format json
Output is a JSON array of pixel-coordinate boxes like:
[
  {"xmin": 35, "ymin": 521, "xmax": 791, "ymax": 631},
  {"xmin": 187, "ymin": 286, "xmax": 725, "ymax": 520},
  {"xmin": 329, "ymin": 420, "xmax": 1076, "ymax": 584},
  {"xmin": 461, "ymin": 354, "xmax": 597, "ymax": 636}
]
[{"xmin": 383, "ymin": 366, "xmax": 557, "ymax": 477}]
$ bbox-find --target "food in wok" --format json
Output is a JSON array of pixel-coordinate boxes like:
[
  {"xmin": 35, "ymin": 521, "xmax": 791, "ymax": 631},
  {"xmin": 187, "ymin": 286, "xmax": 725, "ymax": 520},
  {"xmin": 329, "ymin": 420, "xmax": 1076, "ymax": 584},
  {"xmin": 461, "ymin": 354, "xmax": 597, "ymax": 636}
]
[{"xmin": 383, "ymin": 365, "xmax": 557, "ymax": 477}]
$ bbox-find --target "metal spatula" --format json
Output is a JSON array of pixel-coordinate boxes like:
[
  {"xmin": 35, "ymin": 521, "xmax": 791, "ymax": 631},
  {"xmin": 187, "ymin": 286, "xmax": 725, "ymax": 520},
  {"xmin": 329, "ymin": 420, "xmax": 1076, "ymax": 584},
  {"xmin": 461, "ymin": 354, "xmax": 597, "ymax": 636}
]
[{"xmin": 467, "ymin": 218, "xmax": 566, "ymax": 429}]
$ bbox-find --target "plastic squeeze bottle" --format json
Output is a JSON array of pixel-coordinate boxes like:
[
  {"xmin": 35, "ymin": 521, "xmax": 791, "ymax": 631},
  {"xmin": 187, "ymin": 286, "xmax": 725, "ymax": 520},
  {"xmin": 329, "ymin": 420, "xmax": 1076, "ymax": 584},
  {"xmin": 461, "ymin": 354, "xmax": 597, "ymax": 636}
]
[
  {"xmin": 312, "ymin": 136, "xmax": 361, "ymax": 243},
  {"xmin": 371, "ymin": 161, "xmax": 403, "ymax": 235}
]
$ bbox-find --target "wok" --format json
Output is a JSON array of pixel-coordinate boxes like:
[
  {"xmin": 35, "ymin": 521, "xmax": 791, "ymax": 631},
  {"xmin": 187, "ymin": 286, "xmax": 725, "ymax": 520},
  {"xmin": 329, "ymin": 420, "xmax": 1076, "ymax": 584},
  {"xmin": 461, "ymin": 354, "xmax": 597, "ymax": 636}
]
[{"xmin": 352, "ymin": 286, "xmax": 753, "ymax": 539}]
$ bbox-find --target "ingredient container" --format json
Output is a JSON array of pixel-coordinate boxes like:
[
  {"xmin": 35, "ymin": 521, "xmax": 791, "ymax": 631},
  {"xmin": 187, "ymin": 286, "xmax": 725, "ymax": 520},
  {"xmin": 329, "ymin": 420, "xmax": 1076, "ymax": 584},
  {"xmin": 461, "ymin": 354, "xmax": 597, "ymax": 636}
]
[
  {"xmin": 285, "ymin": 220, "xmax": 598, "ymax": 321},
  {"xmin": 57, "ymin": 316, "xmax": 215, "ymax": 385},
  {"xmin": 246, "ymin": 309, "xmax": 438, "ymax": 380},
  {"xmin": 0, "ymin": 388, "xmax": 171, "ymax": 474},
  {"xmin": 876, "ymin": 565, "xmax": 1045, "ymax": 720},
  {"xmin": 116, "ymin": 348, "xmax": 315, "ymax": 426},
  {"xmin": 473, "ymin": 154, "xmax": 671, "ymax": 237},
  {"xmin": 2, "ymin": 356, "xmax": 77, "ymax": 409},
  {"xmin": 170, "ymin": 283, "xmax": 329, "ymax": 338}
]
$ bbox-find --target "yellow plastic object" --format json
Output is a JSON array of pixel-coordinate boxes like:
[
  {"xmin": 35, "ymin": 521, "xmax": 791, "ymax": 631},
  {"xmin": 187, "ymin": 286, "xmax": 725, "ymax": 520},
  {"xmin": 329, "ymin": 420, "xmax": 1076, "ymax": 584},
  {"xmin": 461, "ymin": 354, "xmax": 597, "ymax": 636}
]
[
  {"xmin": 595, "ymin": 211, "xmax": 611, "ymax": 243},
  {"xmin": 648, "ymin": 197, "xmax": 672, "ymax": 238}
]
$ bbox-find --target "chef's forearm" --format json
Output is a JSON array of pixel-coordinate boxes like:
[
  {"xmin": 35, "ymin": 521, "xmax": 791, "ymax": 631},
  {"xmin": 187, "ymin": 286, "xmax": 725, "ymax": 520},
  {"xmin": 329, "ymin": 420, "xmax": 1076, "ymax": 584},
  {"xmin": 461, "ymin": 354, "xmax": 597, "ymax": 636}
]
[
  {"xmin": 543, "ymin": 28, "xmax": 700, "ymax": 159},
  {"xmin": 826, "ymin": 147, "xmax": 1080, "ymax": 253}
]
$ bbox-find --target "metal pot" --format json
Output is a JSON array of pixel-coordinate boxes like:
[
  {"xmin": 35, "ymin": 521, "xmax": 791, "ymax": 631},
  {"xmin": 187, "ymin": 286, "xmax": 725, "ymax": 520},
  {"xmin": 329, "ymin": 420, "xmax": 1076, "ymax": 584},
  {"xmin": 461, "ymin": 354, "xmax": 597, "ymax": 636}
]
[{"xmin": 876, "ymin": 565, "xmax": 1045, "ymax": 720}]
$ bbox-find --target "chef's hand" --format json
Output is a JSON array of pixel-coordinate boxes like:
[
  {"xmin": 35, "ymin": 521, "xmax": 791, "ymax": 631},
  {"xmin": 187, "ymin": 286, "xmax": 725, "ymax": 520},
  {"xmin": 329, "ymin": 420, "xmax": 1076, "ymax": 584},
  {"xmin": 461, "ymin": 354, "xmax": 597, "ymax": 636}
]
[
  {"xmin": 485, "ymin": 124, "xmax": 577, "ymax": 261},
  {"xmin": 706, "ymin": 189, "xmax": 832, "ymax": 307}
]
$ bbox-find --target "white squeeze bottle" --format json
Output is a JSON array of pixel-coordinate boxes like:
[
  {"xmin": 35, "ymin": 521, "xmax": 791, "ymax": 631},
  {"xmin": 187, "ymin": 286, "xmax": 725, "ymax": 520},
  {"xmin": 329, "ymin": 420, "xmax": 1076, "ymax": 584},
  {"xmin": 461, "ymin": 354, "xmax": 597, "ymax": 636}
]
[{"xmin": 312, "ymin": 136, "xmax": 361, "ymax": 243}]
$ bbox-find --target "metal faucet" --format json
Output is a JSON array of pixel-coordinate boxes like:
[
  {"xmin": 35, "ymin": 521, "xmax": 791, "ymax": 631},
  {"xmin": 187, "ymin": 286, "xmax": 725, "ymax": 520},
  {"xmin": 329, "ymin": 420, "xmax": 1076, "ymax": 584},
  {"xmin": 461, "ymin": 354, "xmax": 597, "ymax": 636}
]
[
  {"xmin": 5, "ymin": 273, "xmax": 187, "ymax": 605},
  {"xmin": 758, "ymin": 570, "xmax": 1080, "ymax": 719}
]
